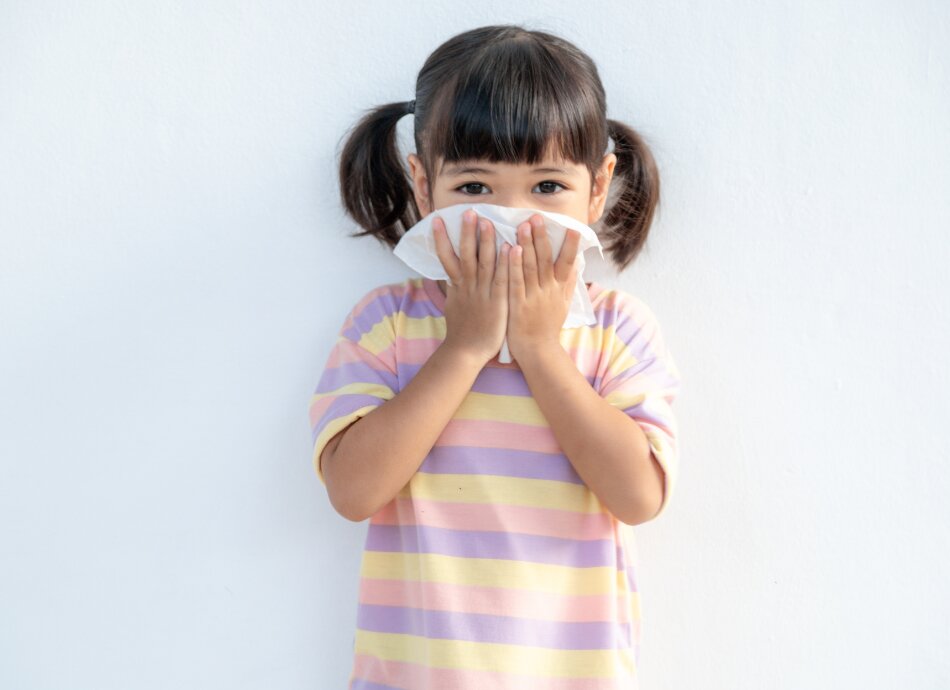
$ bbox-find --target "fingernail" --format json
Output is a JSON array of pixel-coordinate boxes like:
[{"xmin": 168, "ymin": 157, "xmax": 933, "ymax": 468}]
[{"xmin": 464, "ymin": 209, "xmax": 476, "ymax": 222}]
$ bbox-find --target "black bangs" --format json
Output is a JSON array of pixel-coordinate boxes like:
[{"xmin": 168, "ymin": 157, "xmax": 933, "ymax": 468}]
[{"xmin": 420, "ymin": 36, "xmax": 607, "ymax": 177}]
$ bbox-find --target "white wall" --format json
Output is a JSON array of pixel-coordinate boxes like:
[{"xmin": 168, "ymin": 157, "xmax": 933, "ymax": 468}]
[{"xmin": 1, "ymin": 1, "xmax": 948, "ymax": 688}]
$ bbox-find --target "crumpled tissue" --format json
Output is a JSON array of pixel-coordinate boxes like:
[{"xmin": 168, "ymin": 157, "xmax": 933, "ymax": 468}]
[{"xmin": 392, "ymin": 202, "xmax": 604, "ymax": 363}]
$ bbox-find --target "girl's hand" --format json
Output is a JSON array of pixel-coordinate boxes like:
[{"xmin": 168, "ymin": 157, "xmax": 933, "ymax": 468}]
[
  {"xmin": 432, "ymin": 208, "xmax": 510, "ymax": 367},
  {"xmin": 506, "ymin": 214, "xmax": 581, "ymax": 363}
]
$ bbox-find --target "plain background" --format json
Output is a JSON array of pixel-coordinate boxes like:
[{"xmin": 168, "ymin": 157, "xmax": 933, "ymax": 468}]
[{"xmin": 2, "ymin": 1, "xmax": 948, "ymax": 688}]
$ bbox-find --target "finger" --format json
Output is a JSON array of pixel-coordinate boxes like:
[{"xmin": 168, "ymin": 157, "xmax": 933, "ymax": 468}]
[
  {"xmin": 517, "ymin": 219, "xmax": 538, "ymax": 297},
  {"xmin": 554, "ymin": 228, "xmax": 581, "ymax": 284},
  {"xmin": 494, "ymin": 241, "xmax": 510, "ymax": 301},
  {"xmin": 564, "ymin": 251, "xmax": 579, "ymax": 301},
  {"xmin": 459, "ymin": 209, "xmax": 478, "ymax": 287},
  {"xmin": 509, "ymin": 236, "xmax": 525, "ymax": 305},
  {"xmin": 531, "ymin": 215, "xmax": 555, "ymax": 288},
  {"xmin": 432, "ymin": 216, "xmax": 462, "ymax": 285},
  {"xmin": 477, "ymin": 218, "xmax": 495, "ymax": 295}
]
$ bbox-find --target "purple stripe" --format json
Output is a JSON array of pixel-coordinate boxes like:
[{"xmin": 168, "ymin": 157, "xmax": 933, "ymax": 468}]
[
  {"xmin": 608, "ymin": 358, "xmax": 679, "ymax": 422},
  {"xmin": 364, "ymin": 524, "xmax": 616, "ymax": 568},
  {"xmin": 598, "ymin": 355, "xmax": 677, "ymax": 402},
  {"xmin": 350, "ymin": 680, "xmax": 404, "ymax": 690},
  {"xmin": 343, "ymin": 291, "xmax": 400, "ymax": 343},
  {"xmin": 315, "ymin": 358, "xmax": 399, "ymax": 394},
  {"xmin": 617, "ymin": 328, "xmax": 665, "ymax": 366},
  {"xmin": 590, "ymin": 303, "xmax": 670, "ymax": 394},
  {"xmin": 418, "ymin": 446, "xmax": 584, "ymax": 484},
  {"xmin": 621, "ymin": 404, "xmax": 674, "ymax": 435},
  {"xmin": 356, "ymin": 604, "xmax": 633, "ymax": 650},
  {"xmin": 311, "ymin": 394, "xmax": 386, "ymax": 444},
  {"xmin": 401, "ymin": 296, "xmax": 443, "ymax": 319}
]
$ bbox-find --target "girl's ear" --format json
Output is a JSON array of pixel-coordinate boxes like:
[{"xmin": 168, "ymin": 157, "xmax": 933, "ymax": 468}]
[
  {"xmin": 587, "ymin": 153, "xmax": 618, "ymax": 225},
  {"xmin": 407, "ymin": 153, "xmax": 432, "ymax": 216}
]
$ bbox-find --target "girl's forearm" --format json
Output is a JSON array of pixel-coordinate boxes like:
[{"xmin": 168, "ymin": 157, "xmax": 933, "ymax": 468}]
[
  {"xmin": 515, "ymin": 342, "xmax": 664, "ymax": 526},
  {"xmin": 323, "ymin": 342, "xmax": 486, "ymax": 521}
]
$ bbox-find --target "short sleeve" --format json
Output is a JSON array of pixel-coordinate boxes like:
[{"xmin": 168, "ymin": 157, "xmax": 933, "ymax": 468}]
[
  {"xmin": 308, "ymin": 287, "xmax": 400, "ymax": 486},
  {"xmin": 597, "ymin": 297, "xmax": 682, "ymax": 519}
]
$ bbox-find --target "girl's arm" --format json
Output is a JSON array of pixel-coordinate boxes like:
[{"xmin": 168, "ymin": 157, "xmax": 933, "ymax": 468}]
[
  {"xmin": 516, "ymin": 342, "xmax": 665, "ymax": 526},
  {"xmin": 321, "ymin": 341, "xmax": 485, "ymax": 522}
]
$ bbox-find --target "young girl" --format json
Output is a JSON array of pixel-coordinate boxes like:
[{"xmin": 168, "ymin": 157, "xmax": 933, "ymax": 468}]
[{"xmin": 309, "ymin": 24, "xmax": 681, "ymax": 690}]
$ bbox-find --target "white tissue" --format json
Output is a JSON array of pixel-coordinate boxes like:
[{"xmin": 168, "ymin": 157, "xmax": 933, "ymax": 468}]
[{"xmin": 392, "ymin": 202, "xmax": 605, "ymax": 364}]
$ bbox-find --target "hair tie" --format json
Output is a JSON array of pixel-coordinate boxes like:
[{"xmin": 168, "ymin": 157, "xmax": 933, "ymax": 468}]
[{"xmin": 406, "ymin": 99, "xmax": 415, "ymax": 114}]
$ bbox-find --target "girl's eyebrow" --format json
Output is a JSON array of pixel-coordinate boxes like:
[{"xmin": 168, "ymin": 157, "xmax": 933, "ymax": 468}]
[{"xmin": 441, "ymin": 164, "xmax": 577, "ymax": 176}]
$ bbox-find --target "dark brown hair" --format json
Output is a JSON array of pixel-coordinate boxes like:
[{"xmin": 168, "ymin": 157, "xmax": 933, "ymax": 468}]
[{"xmin": 337, "ymin": 24, "xmax": 660, "ymax": 271}]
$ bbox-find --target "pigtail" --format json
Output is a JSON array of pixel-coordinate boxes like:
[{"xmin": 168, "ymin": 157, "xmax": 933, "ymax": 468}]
[
  {"xmin": 338, "ymin": 101, "xmax": 420, "ymax": 248},
  {"xmin": 601, "ymin": 119, "xmax": 661, "ymax": 272}
]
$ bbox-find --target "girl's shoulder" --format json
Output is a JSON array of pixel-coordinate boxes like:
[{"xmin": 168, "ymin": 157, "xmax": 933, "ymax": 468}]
[
  {"xmin": 342, "ymin": 276, "xmax": 436, "ymax": 323},
  {"xmin": 588, "ymin": 281, "xmax": 663, "ymax": 330},
  {"xmin": 591, "ymin": 282, "xmax": 680, "ymax": 377}
]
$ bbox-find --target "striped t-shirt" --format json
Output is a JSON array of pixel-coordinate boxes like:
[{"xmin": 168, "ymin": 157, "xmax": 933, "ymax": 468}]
[{"xmin": 309, "ymin": 276, "xmax": 681, "ymax": 689}]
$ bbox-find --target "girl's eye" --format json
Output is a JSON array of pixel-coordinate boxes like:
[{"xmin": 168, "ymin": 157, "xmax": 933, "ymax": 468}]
[
  {"xmin": 454, "ymin": 181, "xmax": 567, "ymax": 195},
  {"xmin": 535, "ymin": 181, "xmax": 566, "ymax": 194},
  {"xmin": 457, "ymin": 183, "xmax": 489, "ymax": 195}
]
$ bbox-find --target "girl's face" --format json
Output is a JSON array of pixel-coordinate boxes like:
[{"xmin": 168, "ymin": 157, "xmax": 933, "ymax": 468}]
[{"xmin": 406, "ymin": 148, "xmax": 617, "ymax": 228}]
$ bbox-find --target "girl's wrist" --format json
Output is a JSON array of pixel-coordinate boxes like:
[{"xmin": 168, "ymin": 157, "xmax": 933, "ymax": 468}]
[{"xmin": 438, "ymin": 338, "xmax": 491, "ymax": 371}]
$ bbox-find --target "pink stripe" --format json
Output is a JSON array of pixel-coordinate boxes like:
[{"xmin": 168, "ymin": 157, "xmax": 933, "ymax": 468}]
[
  {"xmin": 405, "ymin": 277, "xmax": 435, "ymax": 307},
  {"xmin": 308, "ymin": 395, "xmax": 334, "ymax": 427},
  {"xmin": 560, "ymin": 342, "xmax": 604, "ymax": 375},
  {"xmin": 437, "ymin": 418, "xmax": 561, "ymax": 453},
  {"xmin": 373, "ymin": 498, "xmax": 615, "ymax": 541},
  {"xmin": 308, "ymin": 345, "xmax": 390, "ymax": 428},
  {"xmin": 358, "ymin": 578, "xmax": 634, "ymax": 624},
  {"xmin": 352, "ymin": 654, "xmax": 634, "ymax": 689},
  {"xmin": 325, "ymin": 338, "xmax": 395, "ymax": 371},
  {"xmin": 393, "ymin": 335, "xmax": 443, "ymax": 365}
]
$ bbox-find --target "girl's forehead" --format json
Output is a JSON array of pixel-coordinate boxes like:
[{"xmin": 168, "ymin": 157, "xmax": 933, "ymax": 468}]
[{"xmin": 435, "ymin": 155, "xmax": 585, "ymax": 176}]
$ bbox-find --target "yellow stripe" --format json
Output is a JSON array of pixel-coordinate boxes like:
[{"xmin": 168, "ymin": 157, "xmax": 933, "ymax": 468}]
[
  {"xmin": 400, "ymin": 472, "xmax": 606, "ymax": 514},
  {"xmin": 398, "ymin": 311, "xmax": 447, "ymax": 339},
  {"xmin": 356, "ymin": 320, "xmax": 397, "ymax": 355},
  {"xmin": 309, "ymin": 381, "xmax": 394, "ymax": 404},
  {"xmin": 601, "ymin": 330, "xmax": 642, "ymax": 383},
  {"xmin": 603, "ymin": 389, "xmax": 648, "ymax": 410},
  {"xmin": 354, "ymin": 630, "xmax": 636, "ymax": 678},
  {"xmin": 360, "ymin": 551, "xmax": 630, "ymax": 596},
  {"xmin": 453, "ymin": 391, "xmax": 548, "ymax": 425},
  {"xmin": 628, "ymin": 590, "xmax": 642, "ymax": 620}
]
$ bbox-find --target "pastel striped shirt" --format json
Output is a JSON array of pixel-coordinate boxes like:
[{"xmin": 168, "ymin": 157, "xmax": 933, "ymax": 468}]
[{"xmin": 309, "ymin": 276, "xmax": 681, "ymax": 689}]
